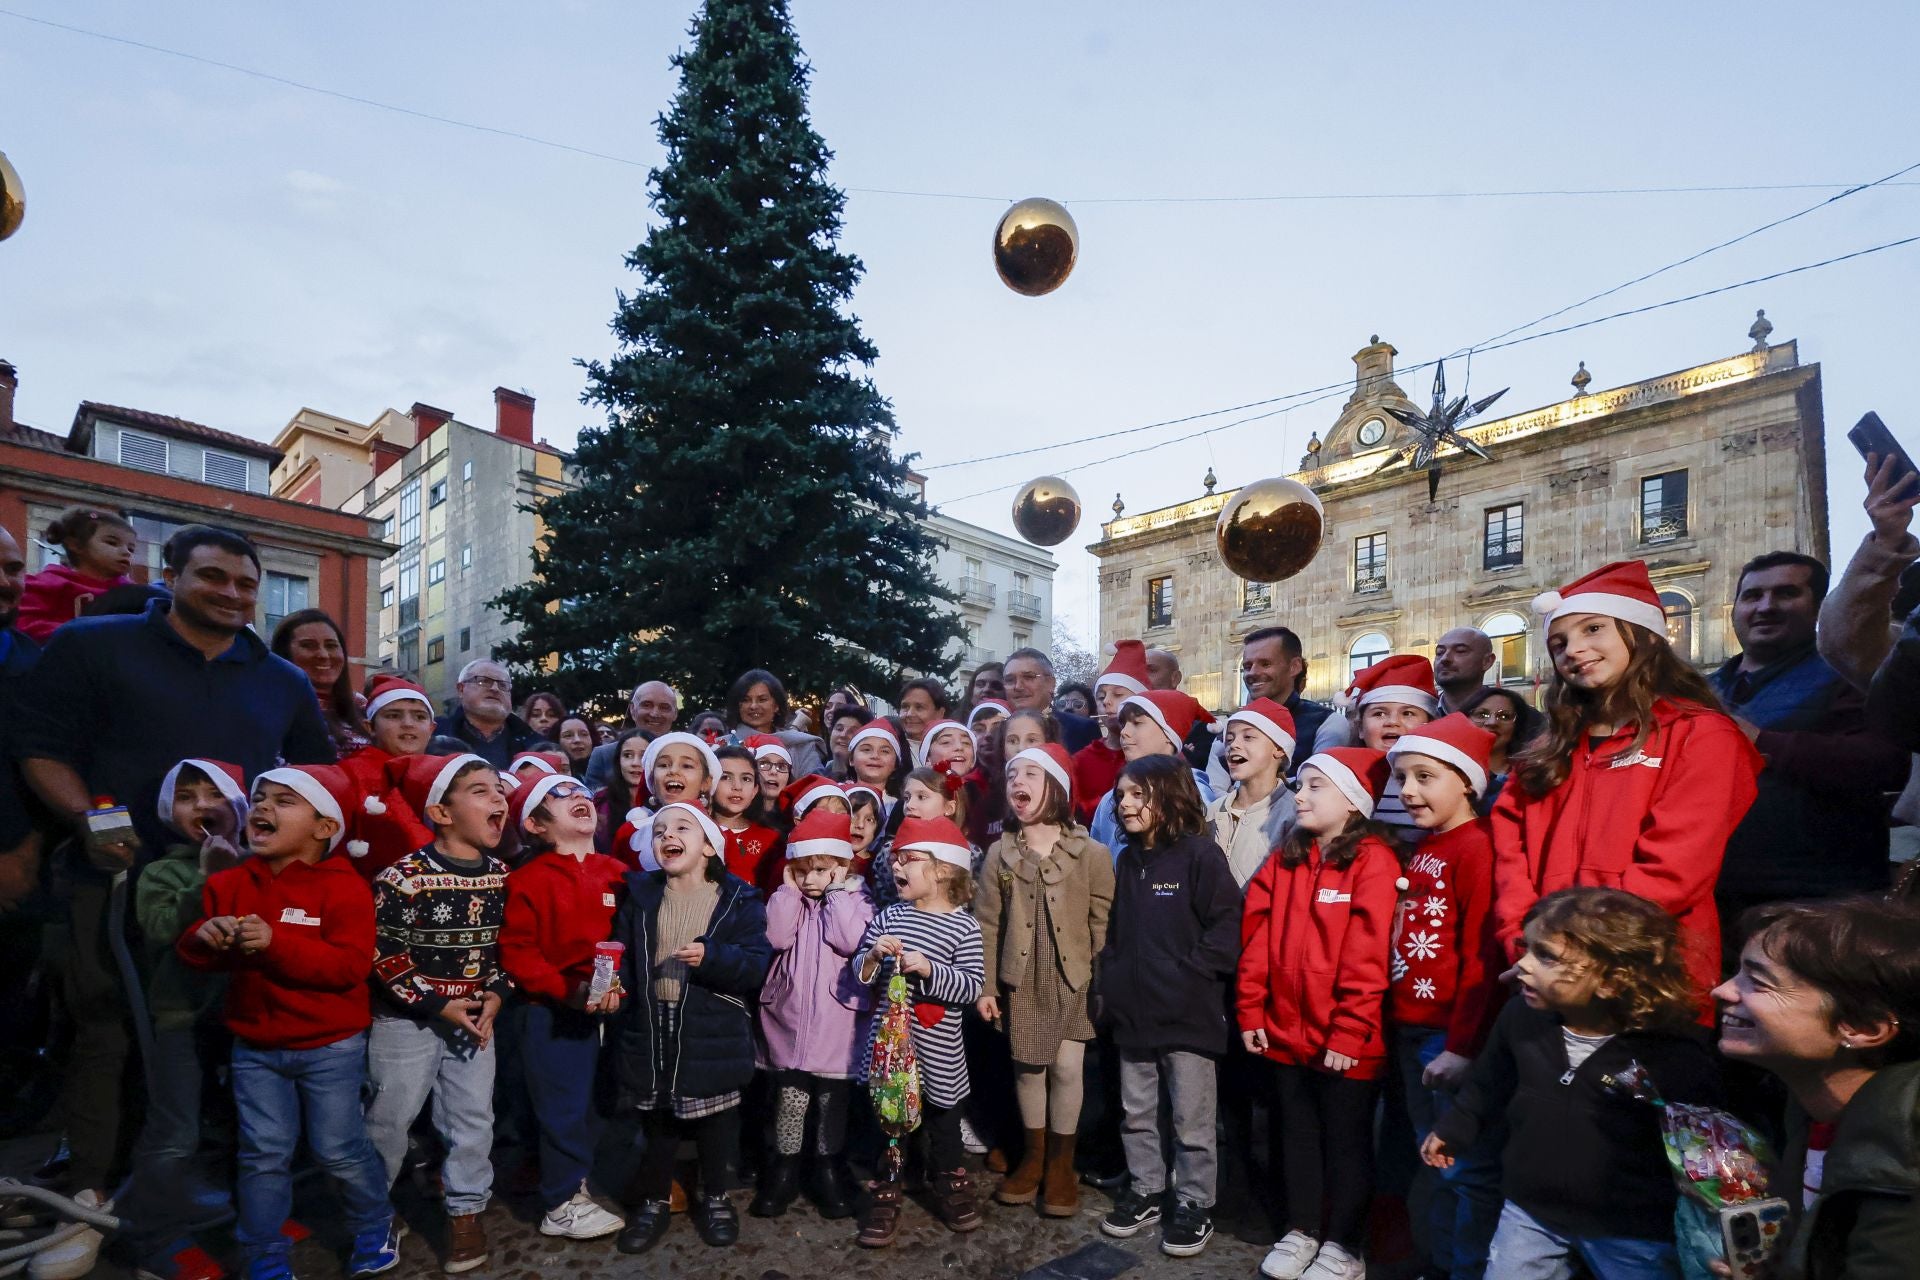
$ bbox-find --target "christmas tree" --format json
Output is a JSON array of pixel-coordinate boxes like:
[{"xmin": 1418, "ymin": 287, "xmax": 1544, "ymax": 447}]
[{"xmin": 495, "ymin": 0, "xmax": 960, "ymax": 712}]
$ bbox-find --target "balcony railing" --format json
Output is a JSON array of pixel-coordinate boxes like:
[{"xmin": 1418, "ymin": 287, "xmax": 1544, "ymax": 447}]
[
  {"xmin": 1007, "ymin": 589, "xmax": 1043, "ymax": 619},
  {"xmin": 1353, "ymin": 573, "xmax": 1388, "ymax": 594},
  {"xmin": 1641, "ymin": 507, "xmax": 1688, "ymax": 545},
  {"xmin": 958, "ymin": 576, "xmax": 996, "ymax": 608},
  {"xmin": 963, "ymin": 644, "xmax": 997, "ymax": 667}
]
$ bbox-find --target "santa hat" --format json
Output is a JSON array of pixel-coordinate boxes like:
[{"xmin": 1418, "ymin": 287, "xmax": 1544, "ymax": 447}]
[
  {"xmin": 1388, "ymin": 712, "xmax": 1497, "ymax": 798},
  {"xmin": 781, "ymin": 773, "xmax": 845, "ymax": 819},
  {"xmin": 156, "ymin": 758, "xmax": 248, "ymax": 829},
  {"xmin": 841, "ymin": 781, "xmax": 884, "ymax": 809},
  {"xmin": 893, "ymin": 815, "xmax": 973, "ymax": 869},
  {"xmin": 392, "ymin": 753, "xmax": 494, "ymax": 818},
  {"xmin": 364, "ymin": 674, "xmax": 433, "ymax": 721},
  {"xmin": 966, "ymin": 698, "xmax": 1012, "ymax": 729},
  {"xmin": 506, "ymin": 750, "xmax": 571, "ymax": 786},
  {"xmin": 510, "ymin": 770, "xmax": 587, "ymax": 832},
  {"xmin": 1297, "ymin": 748, "xmax": 1392, "ymax": 819},
  {"xmin": 1119, "ymin": 689, "xmax": 1215, "ymax": 754},
  {"xmin": 915, "ymin": 719, "xmax": 972, "ymax": 768},
  {"xmin": 254, "ymin": 764, "xmax": 359, "ymax": 853},
  {"xmin": 1342, "ymin": 654, "xmax": 1439, "ymax": 714},
  {"xmin": 1532, "ymin": 559, "xmax": 1667, "ymax": 636},
  {"xmin": 1007, "ymin": 743, "xmax": 1073, "ymax": 800},
  {"xmin": 744, "ymin": 733, "xmax": 792, "ymax": 768},
  {"xmin": 1225, "ymin": 697, "xmax": 1297, "ymax": 758},
  {"xmin": 1094, "ymin": 640, "xmax": 1151, "ymax": 697},
  {"xmin": 848, "ymin": 723, "xmax": 902, "ymax": 759},
  {"xmin": 786, "ymin": 807, "xmax": 854, "ymax": 861},
  {"xmin": 653, "ymin": 801, "xmax": 725, "ymax": 860},
  {"xmin": 640, "ymin": 731, "xmax": 722, "ymax": 794}
]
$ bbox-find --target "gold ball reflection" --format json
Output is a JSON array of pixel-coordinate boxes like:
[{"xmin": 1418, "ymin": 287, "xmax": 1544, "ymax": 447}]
[
  {"xmin": 1215, "ymin": 476, "xmax": 1324, "ymax": 582},
  {"xmin": 1011, "ymin": 475, "xmax": 1082, "ymax": 546},
  {"xmin": 0, "ymin": 152, "xmax": 23, "ymax": 242},
  {"xmin": 993, "ymin": 198, "xmax": 1078, "ymax": 297}
]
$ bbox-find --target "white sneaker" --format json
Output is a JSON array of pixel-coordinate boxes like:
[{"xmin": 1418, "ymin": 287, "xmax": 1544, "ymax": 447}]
[
  {"xmin": 1300, "ymin": 1239, "xmax": 1365, "ymax": 1280},
  {"xmin": 539, "ymin": 1184, "xmax": 624, "ymax": 1240},
  {"xmin": 958, "ymin": 1116, "xmax": 989, "ymax": 1155},
  {"xmin": 1260, "ymin": 1230, "xmax": 1322, "ymax": 1280},
  {"xmin": 28, "ymin": 1189, "xmax": 112, "ymax": 1280}
]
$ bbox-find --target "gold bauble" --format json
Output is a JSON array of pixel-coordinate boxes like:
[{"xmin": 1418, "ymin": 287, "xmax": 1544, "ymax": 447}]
[
  {"xmin": 0, "ymin": 151, "xmax": 22, "ymax": 242},
  {"xmin": 1011, "ymin": 475, "xmax": 1082, "ymax": 546},
  {"xmin": 993, "ymin": 197, "xmax": 1078, "ymax": 297},
  {"xmin": 1215, "ymin": 476, "xmax": 1324, "ymax": 582}
]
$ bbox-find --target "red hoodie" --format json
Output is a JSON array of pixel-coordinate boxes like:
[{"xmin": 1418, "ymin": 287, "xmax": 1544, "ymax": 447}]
[
  {"xmin": 722, "ymin": 821, "xmax": 785, "ymax": 897},
  {"xmin": 16, "ymin": 564, "xmax": 133, "ymax": 641},
  {"xmin": 499, "ymin": 849, "xmax": 629, "ymax": 1005},
  {"xmin": 1070, "ymin": 739, "xmax": 1124, "ymax": 826},
  {"xmin": 177, "ymin": 854, "xmax": 375, "ymax": 1050},
  {"xmin": 1387, "ymin": 818, "xmax": 1503, "ymax": 1056},
  {"xmin": 1236, "ymin": 833, "xmax": 1399, "ymax": 1080},
  {"xmin": 336, "ymin": 745, "xmax": 434, "ymax": 880},
  {"xmin": 1490, "ymin": 699, "xmax": 1761, "ymax": 1003}
]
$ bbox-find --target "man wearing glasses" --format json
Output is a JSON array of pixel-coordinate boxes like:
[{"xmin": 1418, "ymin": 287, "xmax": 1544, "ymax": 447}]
[{"xmin": 437, "ymin": 659, "xmax": 542, "ymax": 768}]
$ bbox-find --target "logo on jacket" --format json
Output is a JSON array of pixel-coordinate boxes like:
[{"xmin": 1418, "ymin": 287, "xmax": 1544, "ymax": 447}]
[
  {"xmin": 1151, "ymin": 880, "xmax": 1182, "ymax": 897},
  {"xmin": 1315, "ymin": 888, "xmax": 1352, "ymax": 905},
  {"xmin": 602, "ymin": 892, "xmax": 617, "ymax": 908},
  {"xmin": 1608, "ymin": 750, "xmax": 1663, "ymax": 770},
  {"xmin": 278, "ymin": 907, "xmax": 321, "ymax": 926}
]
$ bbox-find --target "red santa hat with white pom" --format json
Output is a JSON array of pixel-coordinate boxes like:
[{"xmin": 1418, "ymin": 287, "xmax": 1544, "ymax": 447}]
[
  {"xmin": 1094, "ymin": 639, "xmax": 1151, "ymax": 698},
  {"xmin": 1339, "ymin": 654, "xmax": 1439, "ymax": 714},
  {"xmin": 1531, "ymin": 559, "xmax": 1667, "ymax": 637},
  {"xmin": 1386, "ymin": 712, "xmax": 1497, "ymax": 799},
  {"xmin": 1296, "ymin": 747, "xmax": 1391, "ymax": 819},
  {"xmin": 364, "ymin": 674, "xmax": 433, "ymax": 721}
]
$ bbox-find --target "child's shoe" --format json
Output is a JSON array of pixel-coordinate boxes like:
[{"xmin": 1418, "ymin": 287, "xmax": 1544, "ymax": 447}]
[
  {"xmin": 1260, "ymin": 1230, "xmax": 1322, "ymax": 1279},
  {"xmin": 993, "ymin": 1128, "xmax": 1046, "ymax": 1206},
  {"xmin": 1160, "ymin": 1200, "xmax": 1214, "ymax": 1257},
  {"xmin": 242, "ymin": 1255, "xmax": 294, "ymax": 1280},
  {"xmin": 442, "ymin": 1213, "xmax": 488, "ymax": 1274},
  {"xmin": 1099, "ymin": 1185, "xmax": 1162, "ymax": 1238},
  {"xmin": 539, "ymin": 1183, "xmax": 624, "ymax": 1240},
  {"xmin": 856, "ymin": 1179, "xmax": 902, "ymax": 1248},
  {"xmin": 1299, "ymin": 1241, "xmax": 1365, "ymax": 1280},
  {"xmin": 614, "ymin": 1201, "xmax": 671, "ymax": 1255},
  {"xmin": 958, "ymin": 1115, "xmax": 988, "ymax": 1155},
  {"xmin": 694, "ymin": 1193, "xmax": 738, "ymax": 1247},
  {"xmin": 748, "ymin": 1156, "xmax": 799, "ymax": 1218},
  {"xmin": 346, "ymin": 1218, "xmax": 406, "ymax": 1278},
  {"xmin": 1039, "ymin": 1132, "xmax": 1079, "ymax": 1218},
  {"xmin": 932, "ymin": 1169, "xmax": 984, "ymax": 1233},
  {"xmin": 26, "ymin": 1188, "xmax": 111, "ymax": 1280},
  {"xmin": 804, "ymin": 1157, "xmax": 852, "ymax": 1220}
]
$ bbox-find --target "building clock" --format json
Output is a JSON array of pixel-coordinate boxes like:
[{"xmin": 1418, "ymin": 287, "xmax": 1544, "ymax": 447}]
[{"xmin": 1356, "ymin": 416, "xmax": 1387, "ymax": 447}]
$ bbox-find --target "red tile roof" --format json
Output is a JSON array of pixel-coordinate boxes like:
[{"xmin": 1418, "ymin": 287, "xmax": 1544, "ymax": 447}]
[
  {"xmin": 0, "ymin": 417, "xmax": 67, "ymax": 451},
  {"xmin": 75, "ymin": 401, "xmax": 284, "ymax": 462}
]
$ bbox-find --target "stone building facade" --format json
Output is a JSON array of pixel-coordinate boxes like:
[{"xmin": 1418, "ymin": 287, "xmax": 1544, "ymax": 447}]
[{"xmin": 1089, "ymin": 324, "xmax": 1828, "ymax": 712}]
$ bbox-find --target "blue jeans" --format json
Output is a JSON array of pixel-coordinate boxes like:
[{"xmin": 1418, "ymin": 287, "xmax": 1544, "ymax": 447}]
[
  {"xmin": 232, "ymin": 1033, "xmax": 392, "ymax": 1265},
  {"xmin": 1487, "ymin": 1200, "xmax": 1680, "ymax": 1280},
  {"xmin": 363, "ymin": 1014, "xmax": 496, "ymax": 1216},
  {"xmin": 119, "ymin": 1024, "xmax": 231, "ymax": 1250},
  {"xmin": 522, "ymin": 1003, "xmax": 606, "ymax": 1212},
  {"xmin": 1399, "ymin": 1026, "xmax": 1503, "ymax": 1279}
]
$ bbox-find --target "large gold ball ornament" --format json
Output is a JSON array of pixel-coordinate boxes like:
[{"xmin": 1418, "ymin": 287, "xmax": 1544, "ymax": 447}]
[
  {"xmin": 1011, "ymin": 475, "xmax": 1082, "ymax": 546},
  {"xmin": 993, "ymin": 197, "xmax": 1078, "ymax": 297},
  {"xmin": 1215, "ymin": 476, "xmax": 1324, "ymax": 582},
  {"xmin": 0, "ymin": 151, "xmax": 22, "ymax": 242}
]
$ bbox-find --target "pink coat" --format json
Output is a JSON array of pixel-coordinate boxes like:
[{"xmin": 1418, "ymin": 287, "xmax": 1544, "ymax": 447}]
[{"xmin": 757, "ymin": 882, "xmax": 875, "ymax": 1077}]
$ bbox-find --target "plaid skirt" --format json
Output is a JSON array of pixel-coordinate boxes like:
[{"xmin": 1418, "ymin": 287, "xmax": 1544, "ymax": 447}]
[{"xmin": 635, "ymin": 1001, "xmax": 742, "ymax": 1121}]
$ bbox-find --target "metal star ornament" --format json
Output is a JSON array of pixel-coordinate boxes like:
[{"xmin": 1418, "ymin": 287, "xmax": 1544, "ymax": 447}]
[{"xmin": 1376, "ymin": 359, "xmax": 1509, "ymax": 501}]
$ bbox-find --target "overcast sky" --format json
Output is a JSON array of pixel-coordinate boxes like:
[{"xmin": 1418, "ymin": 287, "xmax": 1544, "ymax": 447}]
[{"xmin": 3, "ymin": 2, "xmax": 1915, "ymax": 646}]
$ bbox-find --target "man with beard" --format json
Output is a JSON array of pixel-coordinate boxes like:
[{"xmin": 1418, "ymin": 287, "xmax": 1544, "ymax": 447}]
[
  {"xmin": 437, "ymin": 659, "xmax": 542, "ymax": 770},
  {"xmin": 1433, "ymin": 627, "xmax": 1495, "ymax": 714},
  {"xmin": 1208, "ymin": 627, "xmax": 1332, "ymax": 790}
]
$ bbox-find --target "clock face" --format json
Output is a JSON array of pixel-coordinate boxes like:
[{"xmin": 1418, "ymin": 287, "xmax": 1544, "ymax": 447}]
[{"xmin": 1357, "ymin": 417, "xmax": 1387, "ymax": 447}]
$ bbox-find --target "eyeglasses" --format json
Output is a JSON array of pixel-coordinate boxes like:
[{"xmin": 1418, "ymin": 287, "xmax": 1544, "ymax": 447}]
[
  {"xmin": 545, "ymin": 780, "xmax": 589, "ymax": 800},
  {"xmin": 464, "ymin": 676, "xmax": 511, "ymax": 691}
]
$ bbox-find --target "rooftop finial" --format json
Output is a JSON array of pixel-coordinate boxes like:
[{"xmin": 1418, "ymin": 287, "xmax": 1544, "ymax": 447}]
[
  {"xmin": 1111, "ymin": 492, "xmax": 1125, "ymax": 518},
  {"xmin": 1203, "ymin": 465, "xmax": 1217, "ymax": 495},
  {"xmin": 1571, "ymin": 360, "xmax": 1591, "ymax": 397},
  {"xmin": 1749, "ymin": 308, "xmax": 1773, "ymax": 352}
]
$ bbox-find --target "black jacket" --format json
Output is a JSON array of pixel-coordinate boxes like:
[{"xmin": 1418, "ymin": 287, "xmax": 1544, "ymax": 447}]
[
  {"xmin": 434, "ymin": 708, "xmax": 542, "ymax": 771},
  {"xmin": 1431, "ymin": 1000, "xmax": 1723, "ymax": 1242},
  {"xmin": 1775, "ymin": 1061, "xmax": 1920, "ymax": 1280},
  {"xmin": 1095, "ymin": 830, "xmax": 1242, "ymax": 1055},
  {"xmin": 612, "ymin": 871, "xmax": 770, "ymax": 1105}
]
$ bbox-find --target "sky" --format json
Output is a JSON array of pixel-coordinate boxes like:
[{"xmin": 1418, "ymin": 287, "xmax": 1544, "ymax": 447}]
[{"xmin": 2, "ymin": 2, "xmax": 1916, "ymax": 648}]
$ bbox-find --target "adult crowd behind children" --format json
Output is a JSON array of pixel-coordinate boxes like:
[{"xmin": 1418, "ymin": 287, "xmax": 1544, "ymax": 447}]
[{"xmin": 1, "ymin": 497, "xmax": 1918, "ymax": 1280}]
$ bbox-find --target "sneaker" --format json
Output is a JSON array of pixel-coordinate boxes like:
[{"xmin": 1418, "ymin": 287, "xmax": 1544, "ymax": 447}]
[
  {"xmin": 1099, "ymin": 1187, "xmax": 1162, "ymax": 1238},
  {"xmin": 958, "ymin": 1116, "xmax": 989, "ymax": 1155},
  {"xmin": 1300, "ymin": 1240, "xmax": 1365, "ymax": 1280},
  {"xmin": 1261, "ymin": 1230, "xmax": 1322, "ymax": 1279},
  {"xmin": 346, "ymin": 1218, "xmax": 406, "ymax": 1278},
  {"xmin": 242, "ymin": 1257, "xmax": 293, "ymax": 1280},
  {"xmin": 442, "ymin": 1213, "xmax": 488, "ymax": 1274},
  {"xmin": 539, "ymin": 1184, "xmax": 625, "ymax": 1240},
  {"xmin": 1161, "ymin": 1201, "xmax": 1214, "ymax": 1258},
  {"xmin": 27, "ymin": 1188, "xmax": 111, "ymax": 1280}
]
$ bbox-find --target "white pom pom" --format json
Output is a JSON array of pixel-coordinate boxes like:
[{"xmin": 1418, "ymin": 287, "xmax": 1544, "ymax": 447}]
[
  {"xmin": 363, "ymin": 796, "xmax": 387, "ymax": 815},
  {"xmin": 1333, "ymin": 687, "xmax": 1357, "ymax": 710},
  {"xmin": 1532, "ymin": 589, "xmax": 1565, "ymax": 617},
  {"xmin": 346, "ymin": 840, "xmax": 371, "ymax": 859}
]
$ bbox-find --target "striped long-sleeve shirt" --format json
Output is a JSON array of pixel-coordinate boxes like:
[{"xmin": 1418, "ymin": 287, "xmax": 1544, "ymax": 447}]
[{"xmin": 855, "ymin": 903, "xmax": 984, "ymax": 1108}]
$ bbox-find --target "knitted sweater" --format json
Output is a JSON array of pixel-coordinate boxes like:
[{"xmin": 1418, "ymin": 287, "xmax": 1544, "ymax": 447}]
[{"xmin": 371, "ymin": 844, "xmax": 512, "ymax": 1018}]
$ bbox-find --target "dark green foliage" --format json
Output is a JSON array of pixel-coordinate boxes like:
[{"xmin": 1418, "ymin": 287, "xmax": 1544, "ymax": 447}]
[{"xmin": 495, "ymin": 0, "xmax": 960, "ymax": 712}]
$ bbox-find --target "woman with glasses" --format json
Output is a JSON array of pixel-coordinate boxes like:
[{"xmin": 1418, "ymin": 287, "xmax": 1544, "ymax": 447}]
[{"xmin": 1458, "ymin": 685, "xmax": 1542, "ymax": 814}]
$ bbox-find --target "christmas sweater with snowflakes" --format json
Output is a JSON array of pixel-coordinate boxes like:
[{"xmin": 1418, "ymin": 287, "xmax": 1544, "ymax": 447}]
[
  {"xmin": 372, "ymin": 844, "xmax": 512, "ymax": 1019},
  {"xmin": 1387, "ymin": 816, "xmax": 1503, "ymax": 1056}
]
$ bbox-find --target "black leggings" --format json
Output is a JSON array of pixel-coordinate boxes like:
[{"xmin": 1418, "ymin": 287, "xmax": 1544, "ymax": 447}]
[
  {"xmin": 920, "ymin": 1102, "xmax": 965, "ymax": 1174},
  {"xmin": 1270, "ymin": 1063, "xmax": 1379, "ymax": 1248},
  {"xmin": 633, "ymin": 1106, "xmax": 742, "ymax": 1202}
]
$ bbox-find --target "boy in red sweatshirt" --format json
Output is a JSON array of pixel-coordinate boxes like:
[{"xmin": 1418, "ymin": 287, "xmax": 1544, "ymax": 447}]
[
  {"xmin": 1386, "ymin": 714, "xmax": 1505, "ymax": 1280},
  {"xmin": 335, "ymin": 674, "xmax": 437, "ymax": 881},
  {"xmin": 177, "ymin": 765, "xmax": 402, "ymax": 1280}
]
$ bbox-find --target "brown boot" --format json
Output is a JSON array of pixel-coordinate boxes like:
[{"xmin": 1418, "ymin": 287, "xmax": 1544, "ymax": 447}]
[
  {"xmin": 994, "ymin": 1128, "xmax": 1047, "ymax": 1206},
  {"xmin": 1040, "ymin": 1132, "xmax": 1079, "ymax": 1217},
  {"xmin": 443, "ymin": 1212, "xmax": 489, "ymax": 1274},
  {"xmin": 933, "ymin": 1168, "xmax": 984, "ymax": 1233},
  {"xmin": 857, "ymin": 1178, "xmax": 902, "ymax": 1248}
]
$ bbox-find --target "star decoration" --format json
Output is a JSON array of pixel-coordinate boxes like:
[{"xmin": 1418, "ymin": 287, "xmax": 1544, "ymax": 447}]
[
  {"xmin": 1405, "ymin": 929, "xmax": 1443, "ymax": 962},
  {"xmin": 1423, "ymin": 895, "xmax": 1449, "ymax": 922},
  {"xmin": 1376, "ymin": 359, "xmax": 1509, "ymax": 502},
  {"xmin": 1412, "ymin": 977, "xmax": 1438, "ymax": 1000}
]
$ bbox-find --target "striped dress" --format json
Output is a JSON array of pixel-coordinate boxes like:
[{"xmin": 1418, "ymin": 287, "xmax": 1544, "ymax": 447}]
[{"xmin": 855, "ymin": 903, "xmax": 984, "ymax": 1108}]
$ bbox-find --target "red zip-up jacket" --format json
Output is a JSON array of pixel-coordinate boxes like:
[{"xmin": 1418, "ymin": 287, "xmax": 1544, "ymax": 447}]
[
  {"xmin": 1490, "ymin": 699, "xmax": 1761, "ymax": 1003},
  {"xmin": 335, "ymin": 745, "xmax": 434, "ymax": 881},
  {"xmin": 177, "ymin": 854, "xmax": 375, "ymax": 1049},
  {"xmin": 1070, "ymin": 739, "xmax": 1124, "ymax": 826},
  {"xmin": 1387, "ymin": 818, "xmax": 1504, "ymax": 1056},
  {"xmin": 499, "ymin": 849, "xmax": 629, "ymax": 1005},
  {"xmin": 1236, "ymin": 833, "xmax": 1399, "ymax": 1080}
]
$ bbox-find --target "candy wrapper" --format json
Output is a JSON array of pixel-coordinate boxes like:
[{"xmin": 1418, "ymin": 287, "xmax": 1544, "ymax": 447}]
[
  {"xmin": 588, "ymin": 940, "xmax": 625, "ymax": 1004},
  {"xmin": 867, "ymin": 971, "xmax": 922, "ymax": 1179}
]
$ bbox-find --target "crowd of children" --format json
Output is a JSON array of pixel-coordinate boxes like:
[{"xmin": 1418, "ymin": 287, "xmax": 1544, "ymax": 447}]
[{"xmin": 48, "ymin": 554, "xmax": 1914, "ymax": 1280}]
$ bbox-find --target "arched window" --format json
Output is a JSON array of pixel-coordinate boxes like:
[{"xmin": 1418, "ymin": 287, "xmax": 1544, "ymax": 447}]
[
  {"xmin": 1483, "ymin": 611, "xmax": 1529, "ymax": 685},
  {"xmin": 1660, "ymin": 591, "xmax": 1695, "ymax": 661},
  {"xmin": 1348, "ymin": 631, "xmax": 1391, "ymax": 678}
]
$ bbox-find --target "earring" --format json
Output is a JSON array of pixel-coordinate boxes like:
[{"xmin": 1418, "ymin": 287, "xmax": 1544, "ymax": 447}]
[{"xmin": 1841, "ymin": 1038, "xmax": 1854, "ymax": 1049}]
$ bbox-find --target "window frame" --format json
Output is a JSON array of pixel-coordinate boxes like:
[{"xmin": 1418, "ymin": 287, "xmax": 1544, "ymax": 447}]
[
  {"xmin": 201, "ymin": 448, "xmax": 250, "ymax": 490},
  {"xmin": 1352, "ymin": 532, "xmax": 1388, "ymax": 592},
  {"xmin": 117, "ymin": 429, "xmax": 170, "ymax": 474},
  {"xmin": 1640, "ymin": 470, "xmax": 1689, "ymax": 545},
  {"xmin": 1146, "ymin": 574, "xmax": 1175, "ymax": 629},
  {"xmin": 1483, "ymin": 502, "xmax": 1525, "ymax": 570},
  {"xmin": 428, "ymin": 559, "xmax": 446, "ymax": 586},
  {"xmin": 398, "ymin": 479, "xmax": 422, "ymax": 545},
  {"xmin": 428, "ymin": 479, "xmax": 448, "ymax": 509},
  {"xmin": 1348, "ymin": 630, "xmax": 1391, "ymax": 678}
]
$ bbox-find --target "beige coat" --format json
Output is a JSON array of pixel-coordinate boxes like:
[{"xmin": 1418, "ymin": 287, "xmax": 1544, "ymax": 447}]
[{"xmin": 973, "ymin": 825, "xmax": 1114, "ymax": 994}]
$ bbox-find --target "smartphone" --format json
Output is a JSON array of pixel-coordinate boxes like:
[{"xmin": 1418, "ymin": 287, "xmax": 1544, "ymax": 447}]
[
  {"xmin": 1848, "ymin": 411, "xmax": 1917, "ymax": 484},
  {"xmin": 1719, "ymin": 1197, "xmax": 1790, "ymax": 1280}
]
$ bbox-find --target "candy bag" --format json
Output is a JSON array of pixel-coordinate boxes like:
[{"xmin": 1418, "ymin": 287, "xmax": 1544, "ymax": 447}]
[{"xmin": 867, "ymin": 971, "xmax": 922, "ymax": 1179}]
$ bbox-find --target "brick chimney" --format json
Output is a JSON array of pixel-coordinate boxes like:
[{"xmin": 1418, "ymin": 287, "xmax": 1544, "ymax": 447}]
[
  {"xmin": 410, "ymin": 401, "xmax": 453, "ymax": 438},
  {"xmin": 371, "ymin": 437, "xmax": 409, "ymax": 478},
  {"xmin": 493, "ymin": 387, "xmax": 534, "ymax": 444},
  {"xmin": 0, "ymin": 360, "xmax": 16, "ymax": 431}
]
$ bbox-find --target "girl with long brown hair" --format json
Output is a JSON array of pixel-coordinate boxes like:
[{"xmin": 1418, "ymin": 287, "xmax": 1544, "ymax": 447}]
[{"xmin": 1491, "ymin": 560, "xmax": 1761, "ymax": 1004}]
